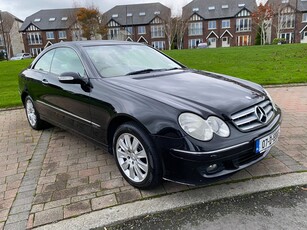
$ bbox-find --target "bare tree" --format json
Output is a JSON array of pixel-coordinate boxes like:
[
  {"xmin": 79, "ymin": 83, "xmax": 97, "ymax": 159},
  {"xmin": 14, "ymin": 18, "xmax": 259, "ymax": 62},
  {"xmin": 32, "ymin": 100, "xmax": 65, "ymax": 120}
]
[
  {"xmin": 176, "ymin": 17, "xmax": 189, "ymax": 50},
  {"xmin": 252, "ymin": 3, "xmax": 273, "ymax": 45},
  {"xmin": 164, "ymin": 17, "xmax": 180, "ymax": 50}
]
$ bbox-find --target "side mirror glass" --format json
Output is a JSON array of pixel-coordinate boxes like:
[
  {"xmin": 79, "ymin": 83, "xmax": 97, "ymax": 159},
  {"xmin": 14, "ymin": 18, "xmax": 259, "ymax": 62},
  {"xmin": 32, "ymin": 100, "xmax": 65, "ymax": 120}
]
[{"xmin": 58, "ymin": 72, "xmax": 85, "ymax": 84}]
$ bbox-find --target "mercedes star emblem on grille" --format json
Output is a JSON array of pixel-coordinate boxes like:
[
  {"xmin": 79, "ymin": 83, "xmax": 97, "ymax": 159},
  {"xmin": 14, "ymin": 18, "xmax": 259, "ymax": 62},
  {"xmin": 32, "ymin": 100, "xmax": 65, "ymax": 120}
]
[{"xmin": 255, "ymin": 106, "xmax": 267, "ymax": 123}]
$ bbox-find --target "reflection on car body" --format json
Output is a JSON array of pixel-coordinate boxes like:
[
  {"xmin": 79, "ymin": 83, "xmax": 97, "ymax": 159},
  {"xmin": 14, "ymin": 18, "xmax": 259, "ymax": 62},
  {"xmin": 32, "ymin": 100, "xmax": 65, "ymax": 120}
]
[{"xmin": 18, "ymin": 41, "xmax": 281, "ymax": 189}]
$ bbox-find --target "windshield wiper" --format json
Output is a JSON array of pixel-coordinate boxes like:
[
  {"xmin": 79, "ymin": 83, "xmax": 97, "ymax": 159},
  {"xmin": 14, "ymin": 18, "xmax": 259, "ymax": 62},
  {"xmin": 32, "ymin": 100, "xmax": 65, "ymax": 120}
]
[
  {"xmin": 126, "ymin": 69, "xmax": 156, "ymax": 75},
  {"xmin": 126, "ymin": 67, "xmax": 183, "ymax": 76}
]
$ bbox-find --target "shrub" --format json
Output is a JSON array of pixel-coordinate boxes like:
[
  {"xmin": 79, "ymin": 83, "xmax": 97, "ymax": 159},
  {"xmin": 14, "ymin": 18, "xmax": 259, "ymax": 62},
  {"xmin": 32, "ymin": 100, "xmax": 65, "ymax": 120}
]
[{"xmin": 272, "ymin": 38, "xmax": 286, "ymax": 45}]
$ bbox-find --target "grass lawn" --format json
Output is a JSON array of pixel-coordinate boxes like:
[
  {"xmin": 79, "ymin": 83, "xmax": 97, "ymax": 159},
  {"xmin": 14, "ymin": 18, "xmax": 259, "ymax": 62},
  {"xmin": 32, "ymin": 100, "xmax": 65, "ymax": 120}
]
[
  {"xmin": 165, "ymin": 43, "xmax": 307, "ymax": 85},
  {"xmin": 0, "ymin": 44, "xmax": 306, "ymax": 108},
  {"xmin": 0, "ymin": 59, "xmax": 32, "ymax": 108}
]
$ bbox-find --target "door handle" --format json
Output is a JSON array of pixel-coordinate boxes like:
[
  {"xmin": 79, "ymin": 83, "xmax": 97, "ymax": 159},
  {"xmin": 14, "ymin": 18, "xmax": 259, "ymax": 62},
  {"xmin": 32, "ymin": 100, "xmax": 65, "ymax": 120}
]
[{"xmin": 42, "ymin": 79, "xmax": 49, "ymax": 85}]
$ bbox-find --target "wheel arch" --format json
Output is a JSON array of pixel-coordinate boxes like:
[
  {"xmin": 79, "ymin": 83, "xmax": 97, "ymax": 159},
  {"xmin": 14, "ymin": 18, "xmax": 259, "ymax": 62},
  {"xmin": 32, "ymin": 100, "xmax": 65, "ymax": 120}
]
[{"xmin": 107, "ymin": 114, "xmax": 152, "ymax": 154}]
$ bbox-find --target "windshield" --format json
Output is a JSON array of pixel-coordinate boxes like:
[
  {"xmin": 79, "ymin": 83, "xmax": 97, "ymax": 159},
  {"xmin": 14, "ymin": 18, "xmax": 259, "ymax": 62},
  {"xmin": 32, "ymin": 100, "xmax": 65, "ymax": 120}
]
[{"xmin": 84, "ymin": 44, "xmax": 182, "ymax": 77}]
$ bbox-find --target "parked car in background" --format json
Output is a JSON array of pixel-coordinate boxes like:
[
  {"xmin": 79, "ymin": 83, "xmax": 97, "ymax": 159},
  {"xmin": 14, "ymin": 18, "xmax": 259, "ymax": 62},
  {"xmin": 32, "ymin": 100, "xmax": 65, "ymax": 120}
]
[
  {"xmin": 10, "ymin": 53, "xmax": 32, "ymax": 60},
  {"xmin": 18, "ymin": 41, "xmax": 282, "ymax": 189},
  {"xmin": 197, "ymin": 42, "xmax": 208, "ymax": 48}
]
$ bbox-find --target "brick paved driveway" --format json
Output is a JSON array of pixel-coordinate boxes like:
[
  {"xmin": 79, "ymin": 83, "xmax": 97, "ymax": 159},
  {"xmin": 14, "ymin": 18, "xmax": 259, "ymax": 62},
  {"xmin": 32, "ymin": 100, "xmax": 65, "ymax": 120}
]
[{"xmin": 0, "ymin": 86, "xmax": 306, "ymax": 229}]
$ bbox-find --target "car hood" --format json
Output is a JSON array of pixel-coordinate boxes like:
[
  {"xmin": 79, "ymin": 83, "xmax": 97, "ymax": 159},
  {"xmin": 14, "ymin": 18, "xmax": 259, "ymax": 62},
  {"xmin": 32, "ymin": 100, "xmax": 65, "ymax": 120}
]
[{"xmin": 105, "ymin": 70, "xmax": 266, "ymax": 117}]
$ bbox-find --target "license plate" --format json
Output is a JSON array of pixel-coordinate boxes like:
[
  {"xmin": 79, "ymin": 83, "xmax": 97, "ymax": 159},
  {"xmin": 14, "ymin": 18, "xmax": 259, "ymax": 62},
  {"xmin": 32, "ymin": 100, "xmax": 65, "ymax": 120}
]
[{"xmin": 255, "ymin": 127, "xmax": 280, "ymax": 154}]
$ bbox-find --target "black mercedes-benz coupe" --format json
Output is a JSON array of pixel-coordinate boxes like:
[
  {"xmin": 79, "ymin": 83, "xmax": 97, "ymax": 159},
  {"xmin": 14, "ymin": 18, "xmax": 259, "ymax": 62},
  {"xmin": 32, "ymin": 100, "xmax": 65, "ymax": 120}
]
[{"xmin": 19, "ymin": 41, "xmax": 281, "ymax": 189}]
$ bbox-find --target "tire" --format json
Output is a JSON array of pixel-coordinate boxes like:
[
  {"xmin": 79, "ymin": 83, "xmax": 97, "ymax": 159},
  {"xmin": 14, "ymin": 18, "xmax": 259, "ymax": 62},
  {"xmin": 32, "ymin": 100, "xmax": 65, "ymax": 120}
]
[
  {"xmin": 24, "ymin": 96, "xmax": 48, "ymax": 130},
  {"xmin": 113, "ymin": 122, "xmax": 162, "ymax": 189}
]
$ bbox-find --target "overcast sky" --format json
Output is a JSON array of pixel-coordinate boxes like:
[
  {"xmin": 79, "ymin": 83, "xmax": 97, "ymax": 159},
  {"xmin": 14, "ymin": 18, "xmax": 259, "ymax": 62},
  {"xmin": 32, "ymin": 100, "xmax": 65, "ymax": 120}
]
[
  {"xmin": 0, "ymin": 0, "xmax": 194, "ymax": 20},
  {"xmin": 0, "ymin": 0, "xmax": 265, "ymax": 21}
]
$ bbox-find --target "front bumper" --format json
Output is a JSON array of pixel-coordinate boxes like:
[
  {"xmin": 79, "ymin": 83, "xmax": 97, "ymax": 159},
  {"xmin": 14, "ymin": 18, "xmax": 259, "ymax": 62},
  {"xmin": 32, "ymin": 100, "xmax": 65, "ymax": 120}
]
[{"xmin": 153, "ymin": 110, "xmax": 282, "ymax": 185}]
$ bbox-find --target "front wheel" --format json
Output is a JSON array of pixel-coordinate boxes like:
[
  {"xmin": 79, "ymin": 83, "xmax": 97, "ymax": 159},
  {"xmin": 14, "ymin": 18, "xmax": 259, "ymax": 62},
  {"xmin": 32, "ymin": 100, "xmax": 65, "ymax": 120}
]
[
  {"xmin": 113, "ymin": 122, "xmax": 162, "ymax": 189},
  {"xmin": 24, "ymin": 96, "xmax": 47, "ymax": 130}
]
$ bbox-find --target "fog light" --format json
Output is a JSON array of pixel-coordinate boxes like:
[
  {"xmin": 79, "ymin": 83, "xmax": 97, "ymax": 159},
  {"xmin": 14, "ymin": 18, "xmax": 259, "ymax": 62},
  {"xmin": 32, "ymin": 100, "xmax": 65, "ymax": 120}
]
[{"xmin": 206, "ymin": 164, "xmax": 218, "ymax": 173}]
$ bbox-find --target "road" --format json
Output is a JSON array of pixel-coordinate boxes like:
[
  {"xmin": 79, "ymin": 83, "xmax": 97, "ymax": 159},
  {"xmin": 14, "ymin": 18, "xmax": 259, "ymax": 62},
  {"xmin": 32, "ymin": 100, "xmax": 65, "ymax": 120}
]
[{"xmin": 102, "ymin": 186, "xmax": 307, "ymax": 230}]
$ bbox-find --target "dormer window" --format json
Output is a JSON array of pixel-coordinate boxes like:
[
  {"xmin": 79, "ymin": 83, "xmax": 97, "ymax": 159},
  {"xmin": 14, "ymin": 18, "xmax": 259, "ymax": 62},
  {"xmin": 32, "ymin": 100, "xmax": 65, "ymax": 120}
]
[
  {"xmin": 222, "ymin": 5, "xmax": 229, "ymax": 9},
  {"xmin": 34, "ymin": 18, "xmax": 41, "ymax": 22},
  {"xmin": 61, "ymin": 17, "xmax": 68, "ymax": 21},
  {"xmin": 139, "ymin": 12, "xmax": 146, "ymax": 16},
  {"xmin": 154, "ymin": 11, "xmax": 160, "ymax": 15},
  {"xmin": 127, "ymin": 13, "xmax": 132, "ymax": 17},
  {"xmin": 192, "ymin": 8, "xmax": 199, "ymax": 12},
  {"xmin": 238, "ymin": 4, "xmax": 245, "ymax": 7},
  {"xmin": 282, "ymin": 0, "xmax": 289, "ymax": 3},
  {"xmin": 208, "ymin": 6, "xmax": 215, "ymax": 10},
  {"xmin": 49, "ymin": 18, "xmax": 56, "ymax": 22}
]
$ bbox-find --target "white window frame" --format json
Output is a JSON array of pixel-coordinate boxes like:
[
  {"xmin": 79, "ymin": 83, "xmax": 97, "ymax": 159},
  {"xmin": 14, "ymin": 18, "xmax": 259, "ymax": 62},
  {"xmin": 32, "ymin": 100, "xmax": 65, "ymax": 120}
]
[
  {"xmin": 46, "ymin": 31, "xmax": 55, "ymax": 40},
  {"xmin": 108, "ymin": 28, "xmax": 120, "ymax": 40},
  {"xmin": 151, "ymin": 25, "xmax": 164, "ymax": 38},
  {"xmin": 236, "ymin": 18, "xmax": 251, "ymax": 32},
  {"xmin": 27, "ymin": 32, "xmax": 42, "ymax": 45},
  {"xmin": 188, "ymin": 22, "xmax": 203, "ymax": 36},
  {"xmin": 188, "ymin": 38, "xmax": 203, "ymax": 49},
  {"xmin": 58, "ymin": 31, "xmax": 67, "ymax": 39},
  {"xmin": 303, "ymin": 13, "xmax": 307, "ymax": 22},
  {"xmin": 152, "ymin": 41, "xmax": 165, "ymax": 50},
  {"xmin": 30, "ymin": 48, "xmax": 43, "ymax": 57},
  {"xmin": 208, "ymin": 21, "xmax": 217, "ymax": 30},
  {"xmin": 222, "ymin": 20, "xmax": 230, "ymax": 28},
  {"xmin": 138, "ymin": 26, "xmax": 146, "ymax": 35}
]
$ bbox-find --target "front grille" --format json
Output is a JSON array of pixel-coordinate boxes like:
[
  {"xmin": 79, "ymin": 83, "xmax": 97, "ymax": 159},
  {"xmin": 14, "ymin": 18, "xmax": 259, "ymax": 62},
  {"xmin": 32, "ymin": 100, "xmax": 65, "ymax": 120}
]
[{"xmin": 231, "ymin": 100, "xmax": 274, "ymax": 132}]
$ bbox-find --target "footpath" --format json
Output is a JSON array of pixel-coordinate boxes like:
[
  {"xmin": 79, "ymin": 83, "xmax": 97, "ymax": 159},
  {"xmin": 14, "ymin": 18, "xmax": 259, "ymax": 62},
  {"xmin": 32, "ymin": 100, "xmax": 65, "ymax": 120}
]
[{"xmin": 0, "ymin": 86, "xmax": 306, "ymax": 230}]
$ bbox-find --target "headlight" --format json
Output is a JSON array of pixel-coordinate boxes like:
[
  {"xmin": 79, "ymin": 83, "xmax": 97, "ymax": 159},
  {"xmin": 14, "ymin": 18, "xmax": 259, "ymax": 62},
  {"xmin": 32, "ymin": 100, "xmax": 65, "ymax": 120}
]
[
  {"xmin": 178, "ymin": 113, "xmax": 230, "ymax": 141},
  {"xmin": 264, "ymin": 89, "xmax": 277, "ymax": 110}
]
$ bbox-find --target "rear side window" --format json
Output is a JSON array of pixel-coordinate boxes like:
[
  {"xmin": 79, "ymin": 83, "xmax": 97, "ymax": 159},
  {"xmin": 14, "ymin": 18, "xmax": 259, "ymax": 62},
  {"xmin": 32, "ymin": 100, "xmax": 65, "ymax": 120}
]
[
  {"xmin": 33, "ymin": 49, "xmax": 55, "ymax": 72},
  {"xmin": 50, "ymin": 48, "xmax": 85, "ymax": 77}
]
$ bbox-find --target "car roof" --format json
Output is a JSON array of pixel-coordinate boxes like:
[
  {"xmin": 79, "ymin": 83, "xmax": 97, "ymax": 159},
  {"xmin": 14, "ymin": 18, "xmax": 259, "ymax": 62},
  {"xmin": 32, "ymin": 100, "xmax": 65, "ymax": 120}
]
[{"xmin": 51, "ymin": 40, "xmax": 143, "ymax": 48}]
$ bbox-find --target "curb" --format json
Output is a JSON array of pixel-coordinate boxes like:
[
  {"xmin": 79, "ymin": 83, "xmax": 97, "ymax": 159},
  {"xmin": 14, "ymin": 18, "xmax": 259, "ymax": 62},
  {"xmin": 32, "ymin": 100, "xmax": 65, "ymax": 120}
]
[{"xmin": 35, "ymin": 172, "xmax": 307, "ymax": 230}]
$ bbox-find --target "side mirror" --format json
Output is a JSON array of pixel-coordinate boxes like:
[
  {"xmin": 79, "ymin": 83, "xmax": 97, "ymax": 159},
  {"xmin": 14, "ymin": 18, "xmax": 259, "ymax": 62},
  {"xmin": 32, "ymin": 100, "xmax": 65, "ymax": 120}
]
[{"xmin": 58, "ymin": 72, "xmax": 86, "ymax": 85}]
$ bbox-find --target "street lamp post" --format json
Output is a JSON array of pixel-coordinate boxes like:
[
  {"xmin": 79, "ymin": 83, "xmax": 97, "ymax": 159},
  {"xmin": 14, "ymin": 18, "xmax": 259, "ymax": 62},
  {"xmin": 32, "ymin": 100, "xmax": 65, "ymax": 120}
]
[{"xmin": 0, "ymin": 10, "xmax": 8, "ymax": 61}]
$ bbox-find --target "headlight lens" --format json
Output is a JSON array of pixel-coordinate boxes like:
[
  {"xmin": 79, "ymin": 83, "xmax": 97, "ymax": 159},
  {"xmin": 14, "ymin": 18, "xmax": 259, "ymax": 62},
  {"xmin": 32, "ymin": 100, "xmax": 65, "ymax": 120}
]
[
  {"xmin": 178, "ymin": 113, "xmax": 230, "ymax": 141},
  {"xmin": 264, "ymin": 89, "xmax": 277, "ymax": 110}
]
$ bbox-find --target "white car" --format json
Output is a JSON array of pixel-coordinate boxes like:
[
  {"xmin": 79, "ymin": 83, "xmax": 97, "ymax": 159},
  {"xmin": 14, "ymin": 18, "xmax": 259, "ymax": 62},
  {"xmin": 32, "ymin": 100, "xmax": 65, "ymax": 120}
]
[{"xmin": 10, "ymin": 53, "xmax": 32, "ymax": 60}]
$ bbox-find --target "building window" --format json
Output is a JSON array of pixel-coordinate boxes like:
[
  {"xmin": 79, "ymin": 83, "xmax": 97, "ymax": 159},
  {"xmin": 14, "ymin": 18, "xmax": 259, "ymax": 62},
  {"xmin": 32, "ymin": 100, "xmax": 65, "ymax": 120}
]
[
  {"xmin": 58, "ymin": 31, "xmax": 67, "ymax": 39},
  {"xmin": 222, "ymin": 20, "xmax": 230, "ymax": 28},
  {"xmin": 188, "ymin": 38, "xmax": 203, "ymax": 48},
  {"xmin": 126, "ymin": 27, "xmax": 133, "ymax": 35},
  {"xmin": 0, "ymin": 34, "xmax": 3, "ymax": 46},
  {"xmin": 208, "ymin": 21, "xmax": 216, "ymax": 30},
  {"xmin": 138, "ymin": 26, "xmax": 146, "ymax": 34},
  {"xmin": 30, "ymin": 48, "xmax": 43, "ymax": 57},
  {"xmin": 281, "ymin": 14, "xmax": 295, "ymax": 28},
  {"xmin": 303, "ymin": 13, "xmax": 307, "ymax": 22},
  {"xmin": 237, "ymin": 35, "xmax": 250, "ymax": 46},
  {"xmin": 188, "ymin": 22, "xmax": 203, "ymax": 36},
  {"xmin": 27, "ymin": 32, "xmax": 42, "ymax": 45},
  {"xmin": 46, "ymin": 32, "xmax": 55, "ymax": 40},
  {"xmin": 281, "ymin": 0, "xmax": 289, "ymax": 3},
  {"xmin": 151, "ymin": 25, "xmax": 164, "ymax": 38},
  {"xmin": 108, "ymin": 28, "xmax": 120, "ymax": 40},
  {"xmin": 152, "ymin": 41, "xmax": 165, "ymax": 50},
  {"xmin": 236, "ymin": 18, "xmax": 251, "ymax": 32}
]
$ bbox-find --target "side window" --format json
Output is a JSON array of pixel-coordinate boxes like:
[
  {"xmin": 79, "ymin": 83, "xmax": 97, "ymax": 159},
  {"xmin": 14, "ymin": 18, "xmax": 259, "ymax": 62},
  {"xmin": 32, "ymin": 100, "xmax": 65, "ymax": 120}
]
[
  {"xmin": 50, "ymin": 48, "xmax": 86, "ymax": 77},
  {"xmin": 33, "ymin": 49, "xmax": 55, "ymax": 72}
]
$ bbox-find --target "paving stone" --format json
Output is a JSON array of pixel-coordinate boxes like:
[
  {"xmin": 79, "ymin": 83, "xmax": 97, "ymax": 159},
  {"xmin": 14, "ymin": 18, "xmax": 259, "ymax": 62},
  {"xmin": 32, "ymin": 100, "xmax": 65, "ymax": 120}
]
[
  {"xmin": 116, "ymin": 190, "xmax": 142, "ymax": 204},
  {"xmin": 33, "ymin": 192, "xmax": 53, "ymax": 204},
  {"xmin": 92, "ymin": 194, "xmax": 117, "ymax": 210},
  {"xmin": 101, "ymin": 178, "xmax": 124, "ymax": 190},
  {"xmin": 9, "ymin": 203, "xmax": 32, "ymax": 215},
  {"xmin": 71, "ymin": 193, "xmax": 96, "ymax": 203},
  {"xmin": 4, "ymin": 221, "xmax": 27, "ymax": 230},
  {"xmin": 34, "ymin": 207, "xmax": 63, "ymax": 227},
  {"xmin": 77, "ymin": 182, "xmax": 101, "ymax": 195},
  {"xmin": 52, "ymin": 187, "xmax": 77, "ymax": 201},
  {"xmin": 44, "ymin": 198, "xmax": 71, "ymax": 210},
  {"xmin": 6, "ymin": 211, "xmax": 28, "ymax": 224},
  {"xmin": 64, "ymin": 200, "xmax": 91, "ymax": 218},
  {"xmin": 31, "ymin": 204, "xmax": 44, "ymax": 213}
]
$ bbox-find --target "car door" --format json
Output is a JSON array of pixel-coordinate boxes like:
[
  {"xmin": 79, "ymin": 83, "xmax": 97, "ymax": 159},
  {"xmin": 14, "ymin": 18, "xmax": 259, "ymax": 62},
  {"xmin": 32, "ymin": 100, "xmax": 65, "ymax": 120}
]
[{"xmin": 32, "ymin": 47, "xmax": 93, "ymax": 138}]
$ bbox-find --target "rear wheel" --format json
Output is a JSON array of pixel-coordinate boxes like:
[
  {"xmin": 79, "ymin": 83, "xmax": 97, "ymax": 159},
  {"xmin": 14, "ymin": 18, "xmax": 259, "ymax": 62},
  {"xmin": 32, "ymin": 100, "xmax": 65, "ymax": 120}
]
[
  {"xmin": 113, "ymin": 122, "xmax": 162, "ymax": 189},
  {"xmin": 24, "ymin": 96, "xmax": 48, "ymax": 130}
]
